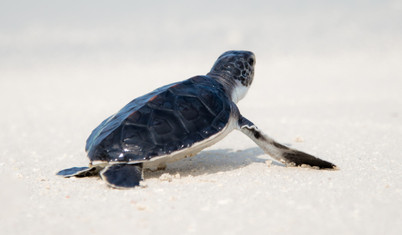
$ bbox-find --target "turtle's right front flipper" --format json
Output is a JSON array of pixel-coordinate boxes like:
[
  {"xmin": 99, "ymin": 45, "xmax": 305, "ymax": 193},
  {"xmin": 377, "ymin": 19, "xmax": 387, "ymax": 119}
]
[
  {"xmin": 57, "ymin": 166, "xmax": 102, "ymax": 178},
  {"xmin": 238, "ymin": 116, "xmax": 337, "ymax": 169}
]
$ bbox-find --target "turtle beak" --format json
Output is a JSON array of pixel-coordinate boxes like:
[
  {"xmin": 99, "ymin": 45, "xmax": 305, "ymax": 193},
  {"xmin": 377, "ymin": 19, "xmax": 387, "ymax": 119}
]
[{"xmin": 247, "ymin": 52, "xmax": 256, "ymax": 67}]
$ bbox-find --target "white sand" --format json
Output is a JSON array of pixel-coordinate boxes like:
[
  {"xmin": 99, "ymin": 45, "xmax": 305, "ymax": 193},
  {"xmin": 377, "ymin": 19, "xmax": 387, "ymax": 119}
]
[{"xmin": 1, "ymin": 1, "xmax": 402, "ymax": 234}]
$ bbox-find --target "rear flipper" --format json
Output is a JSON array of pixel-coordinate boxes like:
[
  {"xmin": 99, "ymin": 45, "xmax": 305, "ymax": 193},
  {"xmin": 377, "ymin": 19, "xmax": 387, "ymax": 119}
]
[
  {"xmin": 100, "ymin": 163, "xmax": 143, "ymax": 189},
  {"xmin": 238, "ymin": 116, "xmax": 337, "ymax": 169},
  {"xmin": 57, "ymin": 166, "xmax": 102, "ymax": 177}
]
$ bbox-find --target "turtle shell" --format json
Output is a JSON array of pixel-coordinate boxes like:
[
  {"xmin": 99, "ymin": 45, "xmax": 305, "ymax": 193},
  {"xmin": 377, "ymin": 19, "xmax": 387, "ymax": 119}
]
[{"xmin": 85, "ymin": 75, "xmax": 232, "ymax": 163}]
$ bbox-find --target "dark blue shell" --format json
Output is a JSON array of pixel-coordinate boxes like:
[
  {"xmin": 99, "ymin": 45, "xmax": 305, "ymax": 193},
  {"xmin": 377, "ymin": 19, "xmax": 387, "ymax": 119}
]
[{"xmin": 85, "ymin": 75, "xmax": 232, "ymax": 162}]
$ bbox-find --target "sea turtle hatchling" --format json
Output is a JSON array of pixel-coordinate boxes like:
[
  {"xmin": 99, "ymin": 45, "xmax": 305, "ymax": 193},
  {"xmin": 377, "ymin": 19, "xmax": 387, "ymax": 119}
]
[{"xmin": 57, "ymin": 50, "xmax": 336, "ymax": 188}]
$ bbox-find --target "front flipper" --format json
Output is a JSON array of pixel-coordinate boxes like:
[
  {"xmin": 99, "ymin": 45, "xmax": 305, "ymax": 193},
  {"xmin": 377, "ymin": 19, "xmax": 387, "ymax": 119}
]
[
  {"xmin": 57, "ymin": 166, "xmax": 102, "ymax": 177},
  {"xmin": 238, "ymin": 116, "xmax": 337, "ymax": 169},
  {"xmin": 100, "ymin": 163, "xmax": 143, "ymax": 189}
]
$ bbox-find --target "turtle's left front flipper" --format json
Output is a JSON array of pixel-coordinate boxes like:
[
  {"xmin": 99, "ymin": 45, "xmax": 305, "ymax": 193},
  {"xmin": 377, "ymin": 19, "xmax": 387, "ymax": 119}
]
[{"xmin": 238, "ymin": 116, "xmax": 337, "ymax": 169}]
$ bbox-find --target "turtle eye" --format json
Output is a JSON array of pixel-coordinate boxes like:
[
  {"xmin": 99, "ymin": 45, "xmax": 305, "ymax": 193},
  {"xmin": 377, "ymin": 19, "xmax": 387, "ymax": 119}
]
[{"xmin": 248, "ymin": 58, "xmax": 254, "ymax": 66}]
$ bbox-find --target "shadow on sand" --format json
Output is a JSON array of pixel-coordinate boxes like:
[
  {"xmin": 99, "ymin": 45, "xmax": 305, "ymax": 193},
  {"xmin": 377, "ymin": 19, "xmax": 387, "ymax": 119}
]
[{"xmin": 144, "ymin": 147, "xmax": 284, "ymax": 179}]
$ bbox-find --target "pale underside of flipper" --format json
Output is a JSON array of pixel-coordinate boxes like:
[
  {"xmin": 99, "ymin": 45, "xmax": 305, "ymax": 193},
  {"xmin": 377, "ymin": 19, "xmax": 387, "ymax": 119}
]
[{"xmin": 238, "ymin": 116, "xmax": 337, "ymax": 169}]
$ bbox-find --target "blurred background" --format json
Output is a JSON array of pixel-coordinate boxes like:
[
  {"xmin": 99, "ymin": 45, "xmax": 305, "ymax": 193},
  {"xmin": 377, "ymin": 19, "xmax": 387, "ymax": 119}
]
[
  {"xmin": 2, "ymin": 0, "xmax": 401, "ymax": 100},
  {"xmin": 1, "ymin": 0, "xmax": 401, "ymax": 154}
]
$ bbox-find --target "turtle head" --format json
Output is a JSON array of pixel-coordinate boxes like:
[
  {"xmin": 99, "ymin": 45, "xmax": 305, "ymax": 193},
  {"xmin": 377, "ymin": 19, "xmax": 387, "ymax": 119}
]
[{"xmin": 208, "ymin": 50, "xmax": 256, "ymax": 103}]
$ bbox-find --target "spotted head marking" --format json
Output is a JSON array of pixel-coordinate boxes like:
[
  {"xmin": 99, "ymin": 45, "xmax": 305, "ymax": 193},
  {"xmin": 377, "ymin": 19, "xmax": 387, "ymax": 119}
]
[{"xmin": 207, "ymin": 50, "xmax": 256, "ymax": 103}]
